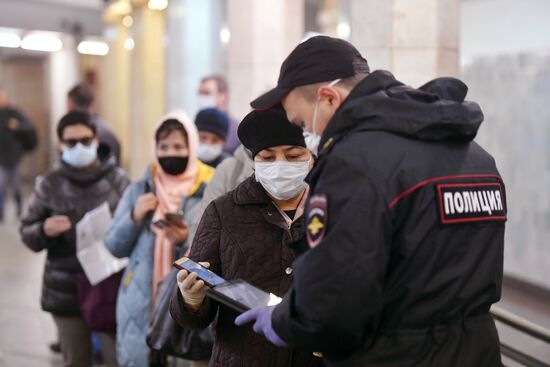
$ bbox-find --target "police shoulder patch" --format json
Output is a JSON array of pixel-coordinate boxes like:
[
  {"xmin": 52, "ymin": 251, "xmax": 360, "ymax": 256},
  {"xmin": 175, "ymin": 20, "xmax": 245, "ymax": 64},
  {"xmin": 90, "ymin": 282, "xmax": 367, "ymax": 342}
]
[
  {"xmin": 437, "ymin": 182, "xmax": 507, "ymax": 224},
  {"xmin": 307, "ymin": 194, "xmax": 328, "ymax": 248}
]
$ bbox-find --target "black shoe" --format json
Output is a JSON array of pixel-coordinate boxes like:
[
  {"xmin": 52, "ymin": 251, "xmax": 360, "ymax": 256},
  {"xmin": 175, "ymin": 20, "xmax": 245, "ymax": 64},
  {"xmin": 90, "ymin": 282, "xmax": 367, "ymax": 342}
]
[{"xmin": 49, "ymin": 342, "xmax": 61, "ymax": 353}]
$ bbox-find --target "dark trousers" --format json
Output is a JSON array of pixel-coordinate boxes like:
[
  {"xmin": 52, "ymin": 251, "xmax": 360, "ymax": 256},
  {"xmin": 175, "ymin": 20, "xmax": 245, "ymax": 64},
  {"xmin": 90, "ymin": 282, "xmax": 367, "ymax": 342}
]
[
  {"xmin": 52, "ymin": 315, "xmax": 119, "ymax": 367},
  {"xmin": 0, "ymin": 163, "xmax": 22, "ymax": 217}
]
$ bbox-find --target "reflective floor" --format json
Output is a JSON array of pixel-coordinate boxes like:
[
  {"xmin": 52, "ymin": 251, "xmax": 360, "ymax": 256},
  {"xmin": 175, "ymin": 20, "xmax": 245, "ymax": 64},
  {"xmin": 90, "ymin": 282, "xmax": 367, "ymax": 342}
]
[{"xmin": 0, "ymin": 202, "xmax": 63, "ymax": 367}]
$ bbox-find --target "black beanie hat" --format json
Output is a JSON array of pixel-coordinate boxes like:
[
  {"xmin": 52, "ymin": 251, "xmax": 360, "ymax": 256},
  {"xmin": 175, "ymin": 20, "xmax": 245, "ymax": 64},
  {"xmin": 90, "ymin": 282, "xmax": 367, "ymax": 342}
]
[
  {"xmin": 238, "ymin": 109, "xmax": 305, "ymax": 157},
  {"xmin": 57, "ymin": 110, "xmax": 96, "ymax": 139},
  {"xmin": 195, "ymin": 108, "xmax": 229, "ymax": 140}
]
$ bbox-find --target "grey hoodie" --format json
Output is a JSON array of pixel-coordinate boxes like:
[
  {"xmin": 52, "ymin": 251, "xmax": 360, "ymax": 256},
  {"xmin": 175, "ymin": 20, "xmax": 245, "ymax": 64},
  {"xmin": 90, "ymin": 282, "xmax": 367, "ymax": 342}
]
[{"xmin": 188, "ymin": 144, "xmax": 254, "ymax": 246}]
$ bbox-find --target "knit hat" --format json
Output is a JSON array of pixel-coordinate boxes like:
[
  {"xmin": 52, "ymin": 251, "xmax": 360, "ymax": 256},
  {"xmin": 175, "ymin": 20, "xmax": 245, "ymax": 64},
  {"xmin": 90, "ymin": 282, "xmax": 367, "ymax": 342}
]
[
  {"xmin": 238, "ymin": 109, "xmax": 305, "ymax": 157},
  {"xmin": 57, "ymin": 110, "xmax": 96, "ymax": 139},
  {"xmin": 195, "ymin": 108, "xmax": 229, "ymax": 140}
]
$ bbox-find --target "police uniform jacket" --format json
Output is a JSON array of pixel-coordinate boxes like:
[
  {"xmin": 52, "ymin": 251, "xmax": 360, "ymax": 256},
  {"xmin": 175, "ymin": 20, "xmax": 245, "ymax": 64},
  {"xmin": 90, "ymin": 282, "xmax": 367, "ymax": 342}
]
[{"xmin": 272, "ymin": 70, "xmax": 506, "ymax": 367}]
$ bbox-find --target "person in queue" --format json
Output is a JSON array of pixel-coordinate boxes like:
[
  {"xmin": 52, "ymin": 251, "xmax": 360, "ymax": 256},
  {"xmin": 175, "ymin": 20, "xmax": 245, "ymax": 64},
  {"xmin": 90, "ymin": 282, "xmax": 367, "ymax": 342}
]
[
  {"xmin": 186, "ymin": 142, "xmax": 254, "ymax": 247},
  {"xmin": 197, "ymin": 75, "xmax": 240, "ymax": 153},
  {"xmin": 237, "ymin": 35, "xmax": 506, "ymax": 367},
  {"xmin": 20, "ymin": 111, "xmax": 130, "ymax": 367},
  {"xmin": 67, "ymin": 83, "xmax": 121, "ymax": 164},
  {"xmin": 195, "ymin": 108, "xmax": 231, "ymax": 168},
  {"xmin": 105, "ymin": 113, "xmax": 214, "ymax": 367},
  {"xmin": 169, "ymin": 109, "xmax": 321, "ymax": 367}
]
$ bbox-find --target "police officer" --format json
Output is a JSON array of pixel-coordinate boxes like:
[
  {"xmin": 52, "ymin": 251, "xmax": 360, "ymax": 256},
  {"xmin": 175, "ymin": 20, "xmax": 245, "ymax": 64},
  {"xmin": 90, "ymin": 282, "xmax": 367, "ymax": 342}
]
[{"xmin": 236, "ymin": 36, "xmax": 506, "ymax": 367}]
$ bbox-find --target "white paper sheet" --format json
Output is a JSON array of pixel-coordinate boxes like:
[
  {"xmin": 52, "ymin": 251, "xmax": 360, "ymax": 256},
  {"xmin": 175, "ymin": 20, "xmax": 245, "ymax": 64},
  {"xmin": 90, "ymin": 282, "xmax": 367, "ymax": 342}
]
[{"xmin": 76, "ymin": 202, "xmax": 128, "ymax": 286}]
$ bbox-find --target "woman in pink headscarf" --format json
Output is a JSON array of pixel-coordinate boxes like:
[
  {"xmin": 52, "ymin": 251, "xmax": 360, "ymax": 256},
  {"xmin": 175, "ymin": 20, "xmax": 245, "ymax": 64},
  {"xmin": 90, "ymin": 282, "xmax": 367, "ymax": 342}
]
[{"xmin": 106, "ymin": 112, "xmax": 214, "ymax": 367}]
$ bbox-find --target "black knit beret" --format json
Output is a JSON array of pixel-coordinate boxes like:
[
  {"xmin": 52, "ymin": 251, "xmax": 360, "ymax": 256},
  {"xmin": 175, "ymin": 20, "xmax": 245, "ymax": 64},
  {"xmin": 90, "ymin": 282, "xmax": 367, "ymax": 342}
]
[{"xmin": 237, "ymin": 109, "xmax": 305, "ymax": 157}]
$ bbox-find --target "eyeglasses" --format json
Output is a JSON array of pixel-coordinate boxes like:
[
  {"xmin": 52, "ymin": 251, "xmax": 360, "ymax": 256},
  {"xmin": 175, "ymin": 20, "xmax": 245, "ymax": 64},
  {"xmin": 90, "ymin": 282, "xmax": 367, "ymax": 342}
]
[{"xmin": 62, "ymin": 137, "xmax": 95, "ymax": 148}]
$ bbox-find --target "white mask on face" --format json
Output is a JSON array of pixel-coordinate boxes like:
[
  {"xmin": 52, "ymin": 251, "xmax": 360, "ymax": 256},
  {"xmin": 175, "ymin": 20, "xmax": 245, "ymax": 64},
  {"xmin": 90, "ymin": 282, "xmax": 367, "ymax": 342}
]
[
  {"xmin": 255, "ymin": 160, "xmax": 310, "ymax": 201},
  {"xmin": 197, "ymin": 95, "xmax": 217, "ymax": 110},
  {"xmin": 62, "ymin": 142, "xmax": 98, "ymax": 168},
  {"xmin": 198, "ymin": 143, "xmax": 223, "ymax": 163},
  {"xmin": 304, "ymin": 78, "xmax": 341, "ymax": 155}
]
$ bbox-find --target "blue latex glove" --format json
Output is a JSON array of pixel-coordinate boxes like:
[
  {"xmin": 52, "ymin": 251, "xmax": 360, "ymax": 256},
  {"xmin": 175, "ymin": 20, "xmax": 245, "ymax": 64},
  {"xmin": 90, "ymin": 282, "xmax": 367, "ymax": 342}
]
[{"xmin": 235, "ymin": 306, "xmax": 288, "ymax": 347}]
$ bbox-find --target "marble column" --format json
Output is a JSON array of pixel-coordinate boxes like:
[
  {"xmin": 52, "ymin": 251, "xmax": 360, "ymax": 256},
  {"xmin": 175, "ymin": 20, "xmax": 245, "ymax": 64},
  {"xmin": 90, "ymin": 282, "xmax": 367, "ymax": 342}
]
[
  {"xmin": 350, "ymin": 0, "xmax": 460, "ymax": 87},
  {"xmin": 225, "ymin": 0, "xmax": 305, "ymax": 120},
  {"xmin": 99, "ymin": 23, "xmax": 131, "ymax": 169},
  {"xmin": 165, "ymin": 0, "xmax": 224, "ymax": 117},
  {"xmin": 127, "ymin": 3, "xmax": 166, "ymax": 179}
]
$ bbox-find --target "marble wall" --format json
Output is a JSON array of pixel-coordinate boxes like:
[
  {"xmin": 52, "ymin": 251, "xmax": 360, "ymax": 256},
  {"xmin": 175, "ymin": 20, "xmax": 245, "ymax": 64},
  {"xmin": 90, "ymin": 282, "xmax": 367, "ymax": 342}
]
[{"xmin": 462, "ymin": 53, "xmax": 550, "ymax": 289}]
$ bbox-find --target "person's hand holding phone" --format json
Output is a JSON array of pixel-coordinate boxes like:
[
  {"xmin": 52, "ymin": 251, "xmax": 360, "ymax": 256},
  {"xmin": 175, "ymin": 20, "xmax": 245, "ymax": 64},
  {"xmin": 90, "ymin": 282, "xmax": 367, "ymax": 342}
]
[
  {"xmin": 132, "ymin": 193, "xmax": 158, "ymax": 222},
  {"xmin": 163, "ymin": 217, "xmax": 189, "ymax": 245},
  {"xmin": 43, "ymin": 215, "xmax": 72, "ymax": 237},
  {"xmin": 177, "ymin": 262, "xmax": 210, "ymax": 312}
]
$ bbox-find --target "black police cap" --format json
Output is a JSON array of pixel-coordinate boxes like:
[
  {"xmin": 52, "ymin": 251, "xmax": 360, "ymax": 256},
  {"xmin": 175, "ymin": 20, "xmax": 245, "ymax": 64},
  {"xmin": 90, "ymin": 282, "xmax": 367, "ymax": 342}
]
[{"xmin": 250, "ymin": 35, "xmax": 369, "ymax": 110}]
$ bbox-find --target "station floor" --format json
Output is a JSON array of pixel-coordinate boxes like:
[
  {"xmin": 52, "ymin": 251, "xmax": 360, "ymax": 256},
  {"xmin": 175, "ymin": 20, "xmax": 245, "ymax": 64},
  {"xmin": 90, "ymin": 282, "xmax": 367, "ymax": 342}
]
[
  {"xmin": 0, "ymin": 203, "xmax": 63, "ymax": 367},
  {"xmin": 0, "ymin": 199, "xmax": 548, "ymax": 367}
]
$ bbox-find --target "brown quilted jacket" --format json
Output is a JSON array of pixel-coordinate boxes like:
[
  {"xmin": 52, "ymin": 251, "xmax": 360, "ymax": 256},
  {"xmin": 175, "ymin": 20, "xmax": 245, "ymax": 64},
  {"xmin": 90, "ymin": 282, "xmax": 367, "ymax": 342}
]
[{"xmin": 170, "ymin": 176, "xmax": 320, "ymax": 367}]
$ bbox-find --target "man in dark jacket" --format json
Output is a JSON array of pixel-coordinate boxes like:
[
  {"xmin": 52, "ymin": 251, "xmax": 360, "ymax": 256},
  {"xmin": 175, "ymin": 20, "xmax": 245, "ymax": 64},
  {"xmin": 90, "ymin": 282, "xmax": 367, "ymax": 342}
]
[
  {"xmin": 237, "ymin": 36, "xmax": 506, "ymax": 367},
  {"xmin": 198, "ymin": 74, "xmax": 240, "ymax": 153},
  {"xmin": 0, "ymin": 86, "xmax": 37, "ymax": 220},
  {"xmin": 68, "ymin": 83, "xmax": 121, "ymax": 164},
  {"xmin": 20, "ymin": 110, "xmax": 129, "ymax": 367}
]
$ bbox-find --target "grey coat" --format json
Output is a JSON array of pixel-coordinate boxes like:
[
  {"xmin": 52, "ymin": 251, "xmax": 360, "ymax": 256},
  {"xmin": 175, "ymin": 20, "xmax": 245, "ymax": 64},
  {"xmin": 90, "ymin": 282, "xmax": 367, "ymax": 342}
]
[{"xmin": 188, "ymin": 145, "xmax": 253, "ymax": 245}]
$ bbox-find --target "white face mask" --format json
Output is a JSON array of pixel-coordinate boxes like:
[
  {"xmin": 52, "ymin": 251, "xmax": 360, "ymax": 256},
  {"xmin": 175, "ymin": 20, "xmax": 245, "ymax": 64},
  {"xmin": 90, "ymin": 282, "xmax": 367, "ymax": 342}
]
[
  {"xmin": 62, "ymin": 142, "xmax": 98, "ymax": 168},
  {"xmin": 198, "ymin": 143, "xmax": 224, "ymax": 163},
  {"xmin": 197, "ymin": 95, "xmax": 217, "ymax": 110},
  {"xmin": 255, "ymin": 160, "xmax": 309, "ymax": 200},
  {"xmin": 305, "ymin": 78, "xmax": 341, "ymax": 155}
]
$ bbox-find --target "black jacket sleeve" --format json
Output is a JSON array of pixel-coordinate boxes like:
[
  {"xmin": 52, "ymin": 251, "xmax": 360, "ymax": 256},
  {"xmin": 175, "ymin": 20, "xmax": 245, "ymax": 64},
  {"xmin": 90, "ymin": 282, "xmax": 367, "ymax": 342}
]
[
  {"xmin": 11, "ymin": 108, "xmax": 34, "ymax": 131},
  {"xmin": 272, "ymin": 154, "xmax": 393, "ymax": 357},
  {"xmin": 20, "ymin": 177, "xmax": 55, "ymax": 252},
  {"xmin": 11, "ymin": 108, "xmax": 37, "ymax": 149},
  {"xmin": 170, "ymin": 201, "xmax": 223, "ymax": 330}
]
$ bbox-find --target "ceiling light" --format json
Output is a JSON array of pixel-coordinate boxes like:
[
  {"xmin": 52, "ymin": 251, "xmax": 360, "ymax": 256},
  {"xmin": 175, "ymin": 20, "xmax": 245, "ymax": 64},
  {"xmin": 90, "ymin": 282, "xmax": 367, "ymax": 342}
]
[
  {"xmin": 336, "ymin": 22, "xmax": 351, "ymax": 39},
  {"xmin": 124, "ymin": 37, "xmax": 135, "ymax": 51},
  {"xmin": 0, "ymin": 32, "xmax": 21, "ymax": 48},
  {"xmin": 122, "ymin": 15, "xmax": 134, "ymax": 28},
  {"xmin": 21, "ymin": 33, "xmax": 63, "ymax": 52},
  {"xmin": 148, "ymin": 0, "xmax": 168, "ymax": 11},
  {"xmin": 78, "ymin": 40, "xmax": 109, "ymax": 56},
  {"xmin": 219, "ymin": 27, "xmax": 231, "ymax": 44}
]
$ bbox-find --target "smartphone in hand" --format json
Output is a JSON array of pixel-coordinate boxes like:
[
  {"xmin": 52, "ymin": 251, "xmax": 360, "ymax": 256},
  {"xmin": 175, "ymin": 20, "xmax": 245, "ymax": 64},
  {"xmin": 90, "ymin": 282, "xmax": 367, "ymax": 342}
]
[
  {"xmin": 173, "ymin": 257, "xmax": 225, "ymax": 287},
  {"xmin": 153, "ymin": 219, "xmax": 171, "ymax": 229},
  {"xmin": 165, "ymin": 212, "xmax": 185, "ymax": 226}
]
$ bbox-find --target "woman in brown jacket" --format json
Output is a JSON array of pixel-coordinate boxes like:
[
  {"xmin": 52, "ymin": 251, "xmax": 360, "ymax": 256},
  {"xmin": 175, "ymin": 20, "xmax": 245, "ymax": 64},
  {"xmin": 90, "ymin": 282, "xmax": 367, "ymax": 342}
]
[{"xmin": 170, "ymin": 110, "xmax": 320, "ymax": 367}]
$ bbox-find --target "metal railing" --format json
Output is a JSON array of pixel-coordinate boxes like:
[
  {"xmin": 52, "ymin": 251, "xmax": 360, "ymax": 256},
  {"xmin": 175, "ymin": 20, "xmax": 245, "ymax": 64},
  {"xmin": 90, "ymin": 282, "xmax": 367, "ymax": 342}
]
[{"xmin": 491, "ymin": 306, "xmax": 550, "ymax": 367}]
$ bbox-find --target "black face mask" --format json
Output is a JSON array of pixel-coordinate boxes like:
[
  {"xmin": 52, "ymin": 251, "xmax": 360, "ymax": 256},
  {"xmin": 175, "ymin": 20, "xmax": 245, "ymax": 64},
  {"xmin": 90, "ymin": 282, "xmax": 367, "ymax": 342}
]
[{"xmin": 158, "ymin": 156, "xmax": 189, "ymax": 176}]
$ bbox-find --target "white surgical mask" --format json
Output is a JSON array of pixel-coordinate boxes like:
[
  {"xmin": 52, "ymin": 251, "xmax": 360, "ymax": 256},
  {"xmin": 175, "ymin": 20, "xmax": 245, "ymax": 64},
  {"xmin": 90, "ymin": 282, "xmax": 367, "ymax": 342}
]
[
  {"xmin": 62, "ymin": 142, "xmax": 98, "ymax": 168},
  {"xmin": 198, "ymin": 143, "xmax": 223, "ymax": 163},
  {"xmin": 305, "ymin": 78, "xmax": 341, "ymax": 155},
  {"xmin": 197, "ymin": 95, "xmax": 217, "ymax": 110},
  {"xmin": 303, "ymin": 131, "xmax": 321, "ymax": 156},
  {"xmin": 255, "ymin": 160, "xmax": 309, "ymax": 200}
]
